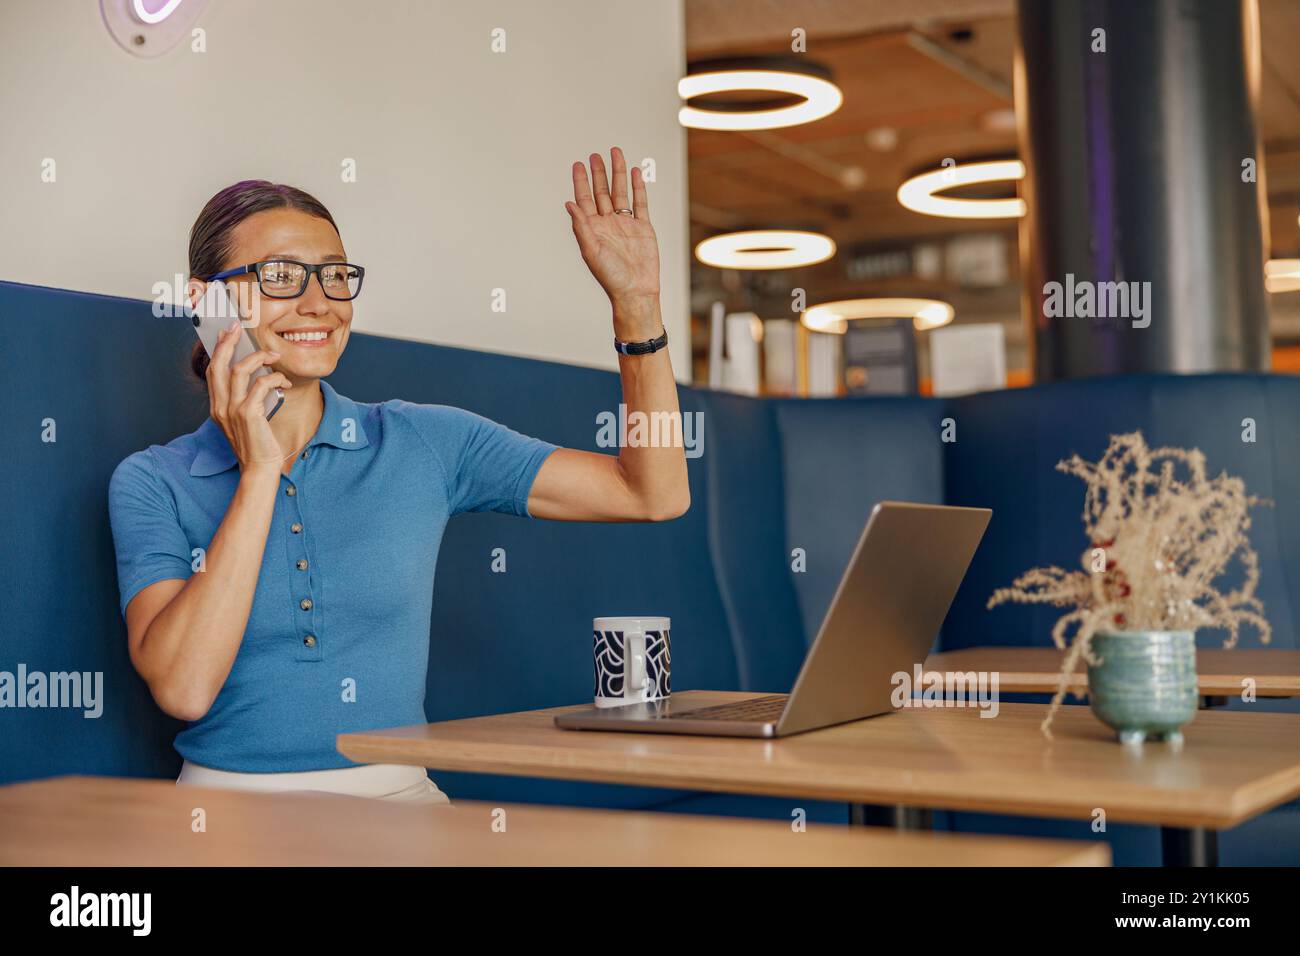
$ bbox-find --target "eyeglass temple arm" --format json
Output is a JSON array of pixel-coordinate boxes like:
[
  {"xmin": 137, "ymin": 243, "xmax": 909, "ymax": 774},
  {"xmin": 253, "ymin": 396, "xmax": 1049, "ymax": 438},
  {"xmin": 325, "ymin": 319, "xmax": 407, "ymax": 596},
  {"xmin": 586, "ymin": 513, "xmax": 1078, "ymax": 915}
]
[{"xmin": 206, "ymin": 265, "xmax": 256, "ymax": 282}]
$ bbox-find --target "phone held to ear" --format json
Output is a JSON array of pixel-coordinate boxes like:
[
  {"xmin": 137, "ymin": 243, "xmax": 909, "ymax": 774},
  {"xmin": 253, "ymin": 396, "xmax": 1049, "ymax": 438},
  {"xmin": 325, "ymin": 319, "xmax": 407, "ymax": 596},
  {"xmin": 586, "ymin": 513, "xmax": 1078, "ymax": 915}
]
[{"xmin": 191, "ymin": 281, "xmax": 284, "ymax": 421}]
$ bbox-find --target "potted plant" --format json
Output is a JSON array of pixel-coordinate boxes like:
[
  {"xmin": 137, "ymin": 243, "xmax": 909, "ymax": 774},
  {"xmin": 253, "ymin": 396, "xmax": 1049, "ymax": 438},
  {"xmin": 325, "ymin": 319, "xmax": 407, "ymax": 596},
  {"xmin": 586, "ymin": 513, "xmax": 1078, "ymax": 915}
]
[{"xmin": 987, "ymin": 432, "xmax": 1270, "ymax": 742}]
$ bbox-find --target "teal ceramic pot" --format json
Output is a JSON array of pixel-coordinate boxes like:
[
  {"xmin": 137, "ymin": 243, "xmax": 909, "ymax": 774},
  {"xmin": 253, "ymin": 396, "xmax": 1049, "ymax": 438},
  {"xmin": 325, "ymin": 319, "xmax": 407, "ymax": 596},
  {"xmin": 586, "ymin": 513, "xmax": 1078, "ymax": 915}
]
[{"xmin": 1086, "ymin": 630, "xmax": 1198, "ymax": 745}]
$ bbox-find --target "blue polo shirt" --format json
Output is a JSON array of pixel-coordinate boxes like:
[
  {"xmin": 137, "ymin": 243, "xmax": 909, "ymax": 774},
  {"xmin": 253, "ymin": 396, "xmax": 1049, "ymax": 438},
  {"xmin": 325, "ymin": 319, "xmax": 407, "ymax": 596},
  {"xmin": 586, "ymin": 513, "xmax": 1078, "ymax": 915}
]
[{"xmin": 107, "ymin": 380, "xmax": 558, "ymax": 772}]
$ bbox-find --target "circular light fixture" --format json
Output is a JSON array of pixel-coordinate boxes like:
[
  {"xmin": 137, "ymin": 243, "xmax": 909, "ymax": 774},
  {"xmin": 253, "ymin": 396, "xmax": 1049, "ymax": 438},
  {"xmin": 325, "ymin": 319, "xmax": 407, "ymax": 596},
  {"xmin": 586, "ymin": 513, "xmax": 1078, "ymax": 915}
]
[
  {"xmin": 801, "ymin": 298, "xmax": 955, "ymax": 334},
  {"xmin": 133, "ymin": 0, "xmax": 184, "ymax": 23},
  {"xmin": 897, "ymin": 159, "xmax": 1026, "ymax": 219},
  {"xmin": 678, "ymin": 57, "xmax": 843, "ymax": 131},
  {"xmin": 101, "ymin": 0, "xmax": 210, "ymax": 57},
  {"xmin": 695, "ymin": 230, "xmax": 836, "ymax": 270}
]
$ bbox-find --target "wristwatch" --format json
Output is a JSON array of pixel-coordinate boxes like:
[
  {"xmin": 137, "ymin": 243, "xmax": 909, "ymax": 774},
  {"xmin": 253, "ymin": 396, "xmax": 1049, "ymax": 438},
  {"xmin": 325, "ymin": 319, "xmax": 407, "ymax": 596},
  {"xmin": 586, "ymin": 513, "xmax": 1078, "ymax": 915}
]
[{"xmin": 614, "ymin": 327, "xmax": 669, "ymax": 356}]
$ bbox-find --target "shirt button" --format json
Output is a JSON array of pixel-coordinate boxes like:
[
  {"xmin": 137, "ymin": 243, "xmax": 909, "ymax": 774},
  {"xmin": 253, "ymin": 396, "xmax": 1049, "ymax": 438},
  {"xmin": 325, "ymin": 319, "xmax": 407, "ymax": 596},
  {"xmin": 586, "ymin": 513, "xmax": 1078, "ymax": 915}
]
[
  {"xmin": 296, "ymin": 559, "xmax": 308, "ymax": 571},
  {"xmin": 300, "ymin": 598, "xmax": 313, "ymax": 611},
  {"xmin": 303, "ymin": 634, "xmax": 317, "ymax": 647},
  {"xmin": 290, "ymin": 522, "xmax": 303, "ymax": 534},
  {"xmin": 286, "ymin": 485, "xmax": 297, "ymax": 497}
]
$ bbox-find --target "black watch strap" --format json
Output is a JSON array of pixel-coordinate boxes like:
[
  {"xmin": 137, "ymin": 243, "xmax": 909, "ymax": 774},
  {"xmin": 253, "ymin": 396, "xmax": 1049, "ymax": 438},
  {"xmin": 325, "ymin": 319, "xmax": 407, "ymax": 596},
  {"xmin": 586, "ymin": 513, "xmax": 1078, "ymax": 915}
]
[{"xmin": 614, "ymin": 328, "xmax": 669, "ymax": 356}]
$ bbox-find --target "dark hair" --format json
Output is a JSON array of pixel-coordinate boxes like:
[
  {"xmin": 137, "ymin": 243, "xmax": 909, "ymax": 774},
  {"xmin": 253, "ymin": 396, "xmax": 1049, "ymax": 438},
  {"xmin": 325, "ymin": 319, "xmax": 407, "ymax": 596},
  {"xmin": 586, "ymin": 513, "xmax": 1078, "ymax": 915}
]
[{"xmin": 187, "ymin": 180, "xmax": 340, "ymax": 382}]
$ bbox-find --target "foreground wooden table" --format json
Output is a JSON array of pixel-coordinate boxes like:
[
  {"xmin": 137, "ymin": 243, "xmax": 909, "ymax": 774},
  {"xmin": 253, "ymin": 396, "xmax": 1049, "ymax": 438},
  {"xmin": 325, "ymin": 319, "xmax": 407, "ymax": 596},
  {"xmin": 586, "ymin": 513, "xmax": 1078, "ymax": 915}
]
[
  {"xmin": 0, "ymin": 775, "xmax": 1108, "ymax": 867},
  {"xmin": 923, "ymin": 646, "xmax": 1300, "ymax": 698},
  {"xmin": 339, "ymin": 692, "xmax": 1300, "ymax": 866}
]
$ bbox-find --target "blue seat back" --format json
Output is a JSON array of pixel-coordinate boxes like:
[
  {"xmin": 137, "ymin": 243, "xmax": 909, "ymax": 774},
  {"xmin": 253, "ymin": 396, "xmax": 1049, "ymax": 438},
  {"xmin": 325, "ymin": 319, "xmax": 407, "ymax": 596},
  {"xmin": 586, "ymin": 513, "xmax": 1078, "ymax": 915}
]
[
  {"xmin": 5, "ymin": 280, "xmax": 1300, "ymax": 816},
  {"xmin": 328, "ymin": 335, "xmax": 744, "ymax": 721},
  {"xmin": 772, "ymin": 397, "xmax": 948, "ymax": 645},
  {"xmin": 943, "ymin": 374, "xmax": 1299, "ymax": 652},
  {"xmin": 1, "ymin": 282, "xmax": 199, "ymax": 783}
]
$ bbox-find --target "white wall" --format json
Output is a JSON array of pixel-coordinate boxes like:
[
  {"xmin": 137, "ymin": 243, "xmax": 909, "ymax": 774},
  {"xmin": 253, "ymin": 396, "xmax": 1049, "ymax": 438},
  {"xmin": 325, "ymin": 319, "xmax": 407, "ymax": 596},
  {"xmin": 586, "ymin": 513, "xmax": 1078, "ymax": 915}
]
[{"xmin": 0, "ymin": 0, "xmax": 691, "ymax": 379}]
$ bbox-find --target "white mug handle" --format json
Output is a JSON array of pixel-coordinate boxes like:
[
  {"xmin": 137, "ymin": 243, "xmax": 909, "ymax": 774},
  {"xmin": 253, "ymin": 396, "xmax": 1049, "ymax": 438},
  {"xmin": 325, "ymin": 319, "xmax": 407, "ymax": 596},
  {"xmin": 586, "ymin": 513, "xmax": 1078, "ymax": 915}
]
[{"xmin": 625, "ymin": 624, "xmax": 648, "ymax": 701}]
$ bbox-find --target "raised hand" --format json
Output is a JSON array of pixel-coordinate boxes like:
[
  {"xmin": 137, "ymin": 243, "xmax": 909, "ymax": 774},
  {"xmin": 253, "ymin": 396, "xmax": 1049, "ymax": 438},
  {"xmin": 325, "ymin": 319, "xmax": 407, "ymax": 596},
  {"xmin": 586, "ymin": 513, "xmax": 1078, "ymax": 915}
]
[{"xmin": 565, "ymin": 147, "xmax": 661, "ymax": 323}]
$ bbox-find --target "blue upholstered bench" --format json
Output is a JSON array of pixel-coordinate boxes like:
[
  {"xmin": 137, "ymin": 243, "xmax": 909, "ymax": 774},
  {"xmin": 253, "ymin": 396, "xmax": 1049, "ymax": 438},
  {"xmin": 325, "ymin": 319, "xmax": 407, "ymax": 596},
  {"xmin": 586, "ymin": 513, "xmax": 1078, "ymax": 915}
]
[{"xmin": 3, "ymin": 279, "xmax": 1297, "ymax": 864}]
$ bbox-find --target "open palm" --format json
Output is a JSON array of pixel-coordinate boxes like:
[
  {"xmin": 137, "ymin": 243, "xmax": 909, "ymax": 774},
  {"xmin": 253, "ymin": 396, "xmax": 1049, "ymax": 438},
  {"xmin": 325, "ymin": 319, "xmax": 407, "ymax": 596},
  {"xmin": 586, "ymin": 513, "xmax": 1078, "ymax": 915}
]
[{"xmin": 565, "ymin": 147, "xmax": 660, "ymax": 309}]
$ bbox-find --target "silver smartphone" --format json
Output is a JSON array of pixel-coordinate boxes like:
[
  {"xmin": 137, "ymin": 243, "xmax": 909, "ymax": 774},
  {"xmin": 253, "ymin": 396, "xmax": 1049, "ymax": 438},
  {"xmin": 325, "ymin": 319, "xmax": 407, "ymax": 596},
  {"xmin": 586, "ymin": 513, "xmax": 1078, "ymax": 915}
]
[{"xmin": 190, "ymin": 280, "xmax": 284, "ymax": 420}]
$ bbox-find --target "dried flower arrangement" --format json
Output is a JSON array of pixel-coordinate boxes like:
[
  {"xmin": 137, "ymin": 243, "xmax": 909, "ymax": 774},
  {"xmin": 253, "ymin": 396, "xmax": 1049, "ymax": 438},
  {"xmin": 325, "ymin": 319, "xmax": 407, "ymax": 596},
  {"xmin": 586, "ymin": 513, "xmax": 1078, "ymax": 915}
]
[{"xmin": 987, "ymin": 431, "xmax": 1270, "ymax": 737}]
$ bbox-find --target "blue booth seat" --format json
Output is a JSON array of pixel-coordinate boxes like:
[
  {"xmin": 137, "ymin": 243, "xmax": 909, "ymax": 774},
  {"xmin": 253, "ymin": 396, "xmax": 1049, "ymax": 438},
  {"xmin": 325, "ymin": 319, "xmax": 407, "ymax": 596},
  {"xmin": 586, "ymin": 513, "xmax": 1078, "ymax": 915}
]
[
  {"xmin": 943, "ymin": 374, "xmax": 1300, "ymax": 654},
  {"xmin": 2, "ymin": 279, "xmax": 1298, "ymax": 860}
]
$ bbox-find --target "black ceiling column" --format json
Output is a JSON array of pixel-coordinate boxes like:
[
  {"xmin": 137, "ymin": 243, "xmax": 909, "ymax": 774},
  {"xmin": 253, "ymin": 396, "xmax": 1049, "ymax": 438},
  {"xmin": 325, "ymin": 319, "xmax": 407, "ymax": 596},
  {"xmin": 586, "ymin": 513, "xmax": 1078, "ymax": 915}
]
[{"xmin": 1014, "ymin": 0, "xmax": 1270, "ymax": 380}]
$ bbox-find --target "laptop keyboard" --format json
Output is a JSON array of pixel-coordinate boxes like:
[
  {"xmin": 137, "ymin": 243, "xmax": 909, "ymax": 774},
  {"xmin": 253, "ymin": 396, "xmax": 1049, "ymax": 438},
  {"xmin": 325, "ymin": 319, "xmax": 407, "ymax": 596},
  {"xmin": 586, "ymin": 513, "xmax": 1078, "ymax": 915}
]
[{"xmin": 664, "ymin": 694, "xmax": 789, "ymax": 722}]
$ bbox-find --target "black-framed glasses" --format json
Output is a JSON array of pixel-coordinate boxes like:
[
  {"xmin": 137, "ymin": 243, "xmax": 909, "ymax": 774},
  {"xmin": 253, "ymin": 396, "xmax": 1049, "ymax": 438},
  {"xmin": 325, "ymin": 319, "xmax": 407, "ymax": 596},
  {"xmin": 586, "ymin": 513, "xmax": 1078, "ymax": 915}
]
[{"xmin": 208, "ymin": 259, "xmax": 365, "ymax": 300}]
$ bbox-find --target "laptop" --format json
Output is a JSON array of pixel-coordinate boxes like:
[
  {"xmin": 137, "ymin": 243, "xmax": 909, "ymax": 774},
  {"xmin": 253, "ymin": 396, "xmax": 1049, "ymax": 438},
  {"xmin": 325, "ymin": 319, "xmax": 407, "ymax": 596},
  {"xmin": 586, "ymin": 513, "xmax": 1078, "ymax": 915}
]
[{"xmin": 555, "ymin": 501, "xmax": 991, "ymax": 738}]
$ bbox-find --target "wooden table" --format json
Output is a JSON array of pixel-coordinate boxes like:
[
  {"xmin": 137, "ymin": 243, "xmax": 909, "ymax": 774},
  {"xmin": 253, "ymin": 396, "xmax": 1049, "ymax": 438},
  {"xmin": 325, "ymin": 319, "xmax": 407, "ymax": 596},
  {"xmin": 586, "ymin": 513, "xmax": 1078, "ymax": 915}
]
[
  {"xmin": 923, "ymin": 646, "xmax": 1300, "ymax": 699},
  {"xmin": 0, "ymin": 775, "xmax": 1108, "ymax": 867},
  {"xmin": 338, "ymin": 692, "xmax": 1300, "ymax": 866}
]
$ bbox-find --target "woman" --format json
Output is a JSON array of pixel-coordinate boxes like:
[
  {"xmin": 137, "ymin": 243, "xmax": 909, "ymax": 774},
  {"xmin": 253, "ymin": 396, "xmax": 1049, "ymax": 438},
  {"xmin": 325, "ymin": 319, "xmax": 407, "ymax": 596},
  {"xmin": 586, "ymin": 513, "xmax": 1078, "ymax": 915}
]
[{"xmin": 108, "ymin": 148, "xmax": 688, "ymax": 805}]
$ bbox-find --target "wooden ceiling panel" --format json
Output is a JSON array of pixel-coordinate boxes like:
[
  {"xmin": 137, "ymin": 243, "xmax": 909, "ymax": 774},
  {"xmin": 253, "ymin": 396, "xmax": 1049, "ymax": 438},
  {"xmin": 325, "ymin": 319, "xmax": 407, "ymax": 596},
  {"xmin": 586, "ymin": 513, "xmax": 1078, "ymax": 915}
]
[
  {"xmin": 685, "ymin": 0, "xmax": 1013, "ymax": 55},
  {"xmin": 685, "ymin": 2, "xmax": 1300, "ymax": 250},
  {"xmin": 683, "ymin": 0, "xmax": 1300, "ymax": 360}
]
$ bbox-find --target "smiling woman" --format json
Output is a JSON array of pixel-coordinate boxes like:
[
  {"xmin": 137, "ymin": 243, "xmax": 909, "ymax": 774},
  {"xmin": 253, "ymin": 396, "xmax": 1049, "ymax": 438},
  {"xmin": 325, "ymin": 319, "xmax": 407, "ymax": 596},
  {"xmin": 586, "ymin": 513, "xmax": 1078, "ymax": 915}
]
[
  {"xmin": 185, "ymin": 182, "xmax": 355, "ymax": 386},
  {"xmin": 108, "ymin": 157, "xmax": 690, "ymax": 804}
]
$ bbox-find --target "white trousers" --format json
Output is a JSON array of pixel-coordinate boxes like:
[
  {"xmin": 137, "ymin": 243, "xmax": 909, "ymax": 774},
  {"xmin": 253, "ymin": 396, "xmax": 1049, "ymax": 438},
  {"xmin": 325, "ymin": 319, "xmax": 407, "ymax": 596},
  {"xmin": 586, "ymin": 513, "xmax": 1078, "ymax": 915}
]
[{"xmin": 177, "ymin": 759, "xmax": 451, "ymax": 805}]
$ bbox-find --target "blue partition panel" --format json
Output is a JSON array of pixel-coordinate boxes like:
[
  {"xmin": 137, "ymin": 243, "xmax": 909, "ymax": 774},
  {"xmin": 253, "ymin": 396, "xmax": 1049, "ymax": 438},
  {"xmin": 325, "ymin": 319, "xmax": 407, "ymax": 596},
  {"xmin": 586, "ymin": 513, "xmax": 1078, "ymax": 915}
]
[
  {"xmin": 1, "ymin": 281, "xmax": 201, "ymax": 783},
  {"xmin": 4, "ymin": 279, "xmax": 1299, "ymax": 863},
  {"xmin": 943, "ymin": 374, "xmax": 1300, "ymax": 653},
  {"xmin": 773, "ymin": 397, "xmax": 948, "ymax": 645}
]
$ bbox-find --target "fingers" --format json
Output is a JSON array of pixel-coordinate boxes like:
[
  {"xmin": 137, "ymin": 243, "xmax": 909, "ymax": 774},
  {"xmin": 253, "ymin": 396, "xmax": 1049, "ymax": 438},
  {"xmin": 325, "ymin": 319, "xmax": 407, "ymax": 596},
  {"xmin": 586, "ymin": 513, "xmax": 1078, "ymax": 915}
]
[
  {"xmin": 242, "ymin": 372, "xmax": 292, "ymax": 419},
  {"xmin": 588, "ymin": 152, "xmax": 615, "ymax": 215},
  {"xmin": 573, "ymin": 148, "xmax": 643, "ymax": 220},
  {"xmin": 609, "ymin": 147, "xmax": 630, "ymax": 212},
  {"xmin": 564, "ymin": 201, "xmax": 598, "ymax": 260},
  {"xmin": 206, "ymin": 320, "xmax": 241, "ymax": 421},
  {"xmin": 227, "ymin": 348, "xmax": 281, "ymax": 415},
  {"xmin": 572, "ymin": 162, "xmax": 597, "ymax": 216},
  {"xmin": 631, "ymin": 164, "xmax": 651, "ymax": 223}
]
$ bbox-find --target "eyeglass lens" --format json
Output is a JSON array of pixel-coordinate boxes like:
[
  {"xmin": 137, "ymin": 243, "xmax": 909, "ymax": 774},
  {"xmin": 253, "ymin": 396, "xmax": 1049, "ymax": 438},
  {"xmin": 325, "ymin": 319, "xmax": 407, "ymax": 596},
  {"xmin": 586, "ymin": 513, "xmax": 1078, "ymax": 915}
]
[{"xmin": 258, "ymin": 261, "xmax": 362, "ymax": 299}]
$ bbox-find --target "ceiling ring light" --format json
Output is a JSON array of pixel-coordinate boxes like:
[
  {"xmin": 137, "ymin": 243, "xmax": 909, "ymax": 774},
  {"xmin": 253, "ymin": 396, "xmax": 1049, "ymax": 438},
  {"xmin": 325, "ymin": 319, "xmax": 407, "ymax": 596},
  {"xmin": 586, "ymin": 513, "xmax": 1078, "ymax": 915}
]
[
  {"xmin": 695, "ymin": 230, "xmax": 836, "ymax": 270},
  {"xmin": 678, "ymin": 56, "xmax": 843, "ymax": 131},
  {"xmin": 801, "ymin": 298, "xmax": 955, "ymax": 334},
  {"xmin": 897, "ymin": 159, "xmax": 1027, "ymax": 219}
]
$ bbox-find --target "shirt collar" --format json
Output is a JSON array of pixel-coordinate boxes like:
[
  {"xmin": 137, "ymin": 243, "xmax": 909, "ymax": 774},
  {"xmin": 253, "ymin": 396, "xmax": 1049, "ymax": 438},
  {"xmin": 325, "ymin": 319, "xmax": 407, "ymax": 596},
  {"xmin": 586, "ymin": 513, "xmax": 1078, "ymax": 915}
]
[{"xmin": 189, "ymin": 379, "xmax": 370, "ymax": 477}]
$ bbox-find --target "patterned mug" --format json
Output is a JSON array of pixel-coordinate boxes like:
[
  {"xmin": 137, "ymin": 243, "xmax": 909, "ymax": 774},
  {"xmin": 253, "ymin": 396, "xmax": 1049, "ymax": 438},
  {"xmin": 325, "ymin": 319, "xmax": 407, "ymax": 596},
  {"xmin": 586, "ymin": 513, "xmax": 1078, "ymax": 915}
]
[{"xmin": 592, "ymin": 617, "xmax": 672, "ymax": 708}]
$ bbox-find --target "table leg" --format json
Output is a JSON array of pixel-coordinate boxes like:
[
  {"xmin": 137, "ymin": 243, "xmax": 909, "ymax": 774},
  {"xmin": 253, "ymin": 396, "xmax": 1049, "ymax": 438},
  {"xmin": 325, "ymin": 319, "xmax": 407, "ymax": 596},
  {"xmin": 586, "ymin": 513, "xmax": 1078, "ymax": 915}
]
[
  {"xmin": 849, "ymin": 803, "xmax": 933, "ymax": 830},
  {"xmin": 1161, "ymin": 826, "xmax": 1219, "ymax": 866}
]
